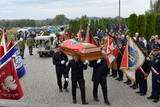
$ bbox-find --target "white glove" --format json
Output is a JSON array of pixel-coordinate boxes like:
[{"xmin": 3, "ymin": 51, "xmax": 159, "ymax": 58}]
[
  {"xmin": 65, "ymin": 78, "xmax": 69, "ymax": 82},
  {"xmin": 61, "ymin": 60, "xmax": 65, "ymax": 64},
  {"xmin": 84, "ymin": 60, "xmax": 89, "ymax": 65},
  {"xmin": 97, "ymin": 59, "xmax": 101, "ymax": 64}
]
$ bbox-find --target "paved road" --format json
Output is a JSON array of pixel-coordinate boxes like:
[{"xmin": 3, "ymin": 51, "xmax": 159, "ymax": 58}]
[{"xmin": 0, "ymin": 48, "xmax": 159, "ymax": 107}]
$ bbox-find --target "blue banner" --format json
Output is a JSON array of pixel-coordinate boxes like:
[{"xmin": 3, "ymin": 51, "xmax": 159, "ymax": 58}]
[
  {"xmin": 0, "ymin": 44, "xmax": 19, "ymax": 65},
  {"xmin": 14, "ymin": 55, "xmax": 26, "ymax": 78}
]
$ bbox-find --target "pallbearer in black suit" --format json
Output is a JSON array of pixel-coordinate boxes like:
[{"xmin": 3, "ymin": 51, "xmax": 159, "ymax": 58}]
[
  {"xmin": 89, "ymin": 55, "xmax": 110, "ymax": 105},
  {"xmin": 65, "ymin": 53, "xmax": 88, "ymax": 105},
  {"xmin": 52, "ymin": 47, "xmax": 69, "ymax": 92}
]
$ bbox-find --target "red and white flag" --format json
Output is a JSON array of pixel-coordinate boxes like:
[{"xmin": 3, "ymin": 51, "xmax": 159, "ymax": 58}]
[
  {"xmin": 85, "ymin": 30, "xmax": 98, "ymax": 46},
  {"xmin": 0, "ymin": 59, "xmax": 24, "ymax": 99},
  {"xmin": 104, "ymin": 36, "xmax": 119, "ymax": 65}
]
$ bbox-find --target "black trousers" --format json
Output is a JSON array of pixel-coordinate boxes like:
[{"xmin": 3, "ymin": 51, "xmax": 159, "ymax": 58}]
[
  {"xmin": 117, "ymin": 69, "xmax": 123, "ymax": 79},
  {"xmin": 139, "ymin": 78, "xmax": 147, "ymax": 94},
  {"xmin": 135, "ymin": 71, "xmax": 140, "ymax": 85},
  {"xmin": 28, "ymin": 46, "xmax": 33, "ymax": 55},
  {"xmin": 151, "ymin": 75, "xmax": 160, "ymax": 99},
  {"xmin": 111, "ymin": 69, "xmax": 117, "ymax": 76},
  {"xmin": 72, "ymin": 79, "xmax": 86, "ymax": 103},
  {"xmin": 93, "ymin": 78, "xmax": 109, "ymax": 102},
  {"xmin": 56, "ymin": 71, "xmax": 68, "ymax": 89}
]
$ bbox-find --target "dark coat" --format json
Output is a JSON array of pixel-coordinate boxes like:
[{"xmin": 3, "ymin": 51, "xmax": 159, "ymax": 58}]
[
  {"xmin": 66, "ymin": 59, "xmax": 87, "ymax": 81},
  {"xmin": 117, "ymin": 47, "xmax": 124, "ymax": 69},
  {"xmin": 89, "ymin": 59, "xmax": 109, "ymax": 82},
  {"xmin": 52, "ymin": 52, "xmax": 68, "ymax": 73}
]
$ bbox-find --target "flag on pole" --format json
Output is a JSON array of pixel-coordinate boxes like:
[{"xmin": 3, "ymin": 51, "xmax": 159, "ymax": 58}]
[
  {"xmin": 0, "ymin": 32, "xmax": 7, "ymax": 54},
  {"xmin": 120, "ymin": 36, "xmax": 145, "ymax": 81},
  {"xmin": 103, "ymin": 36, "xmax": 119, "ymax": 65},
  {"xmin": 0, "ymin": 59, "xmax": 24, "ymax": 99},
  {"xmin": 85, "ymin": 30, "xmax": 97, "ymax": 46},
  {"xmin": 0, "ymin": 44, "xmax": 19, "ymax": 65}
]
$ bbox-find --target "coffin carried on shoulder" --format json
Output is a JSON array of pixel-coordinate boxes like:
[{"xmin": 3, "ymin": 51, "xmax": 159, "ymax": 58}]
[{"xmin": 59, "ymin": 39, "xmax": 102, "ymax": 61}]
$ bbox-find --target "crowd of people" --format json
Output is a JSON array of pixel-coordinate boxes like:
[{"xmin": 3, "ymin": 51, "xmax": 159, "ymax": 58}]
[
  {"xmin": 6, "ymin": 27, "xmax": 160, "ymax": 105},
  {"xmin": 51, "ymin": 29, "xmax": 160, "ymax": 106}
]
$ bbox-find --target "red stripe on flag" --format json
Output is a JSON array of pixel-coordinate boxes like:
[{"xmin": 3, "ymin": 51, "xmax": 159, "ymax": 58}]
[{"xmin": 120, "ymin": 42, "xmax": 128, "ymax": 69}]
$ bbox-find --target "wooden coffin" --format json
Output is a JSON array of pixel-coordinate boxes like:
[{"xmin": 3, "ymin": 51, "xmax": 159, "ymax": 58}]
[{"xmin": 60, "ymin": 39, "xmax": 102, "ymax": 61}]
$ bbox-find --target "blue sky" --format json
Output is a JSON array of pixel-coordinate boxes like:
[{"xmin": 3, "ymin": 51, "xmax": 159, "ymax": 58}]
[{"xmin": 0, "ymin": 0, "xmax": 150, "ymax": 19}]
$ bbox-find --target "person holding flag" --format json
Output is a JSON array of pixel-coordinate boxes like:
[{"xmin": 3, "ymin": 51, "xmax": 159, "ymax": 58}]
[
  {"xmin": 135, "ymin": 48, "xmax": 151, "ymax": 96},
  {"xmin": 147, "ymin": 48, "xmax": 160, "ymax": 103}
]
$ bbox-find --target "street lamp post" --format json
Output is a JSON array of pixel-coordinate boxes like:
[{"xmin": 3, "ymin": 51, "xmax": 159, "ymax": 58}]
[{"xmin": 119, "ymin": 0, "xmax": 121, "ymax": 29}]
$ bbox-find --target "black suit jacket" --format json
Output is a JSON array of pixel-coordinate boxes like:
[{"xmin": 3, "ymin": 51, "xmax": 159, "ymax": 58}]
[{"xmin": 89, "ymin": 59, "xmax": 109, "ymax": 82}]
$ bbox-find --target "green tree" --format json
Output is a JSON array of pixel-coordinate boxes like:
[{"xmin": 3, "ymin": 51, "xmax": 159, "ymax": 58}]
[
  {"xmin": 152, "ymin": 0, "xmax": 160, "ymax": 13},
  {"xmin": 138, "ymin": 15, "xmax": 146, "ymax": 37},
  {"xmin": 146, "ymin": 13, "xmax": 156, "ymax": 40},
  {"xmin": 128, "ymin": 13, "xmax": 138, "ymax": 37},
  {"xmin": 52, "ymin": 14, "xmax": 69, "ymax": 25},
  {"xmin": 155, "ymin": 14, "xmax": 160, "ymax": 36}
]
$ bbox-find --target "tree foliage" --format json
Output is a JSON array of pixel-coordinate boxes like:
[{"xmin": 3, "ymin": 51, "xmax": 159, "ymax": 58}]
[
  {"xmin": 155, "ymin": 14, "xmax": 160, "ymax": 36},
  {"xmin": 152, "ymin": 0, "xmax": 160, "ymax": 13},
  {"xmin": 138, "ymin": 15, "xmax": 146, "ymax": 37},
  {"xmin": 52, "ymin": 14, "xmax": 69, "ymax": 25},
  {"xmin": 128, "ymin": 13, "xmax": 138, "ymax": 37},
  {"xmin": 146, "ymin": 13, "xmax": 156, "ymax": 40}
]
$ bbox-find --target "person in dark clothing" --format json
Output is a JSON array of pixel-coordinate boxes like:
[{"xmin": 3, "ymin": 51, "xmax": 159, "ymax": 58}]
[
  {"xmin": 130, "ymin": 37, "xmax": 145, "ymax": 89},
  {"xmin": 89, "ymin": 58, "xmax": 110, "ymax": 105},
  {"xmin": 65, "ymin": 53, "xmax": 88, "ymax": 105},
  {"xmin": 147, "ymin": 49, "xmax": 160, "ymax": 103},
  {"xmin": 52, "ymin": 47, "xmax": 69, "ymax": 92},
  {"xmin": 136, "ymin": 60, "xmax": 151, "ymax": 96},
  {"xmin": 116, "ymin": 42, "xmax": 124, "ymax": 81}
]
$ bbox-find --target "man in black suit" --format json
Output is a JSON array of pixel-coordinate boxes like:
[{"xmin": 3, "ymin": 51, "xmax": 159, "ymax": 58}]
[
  {"xmin": 65, "ymin": 53, "xmax": 88, "ymax": 105},
  {"xmin": 89, "ymin": 58, "xmax": 110, "ymax": 105},
  {"xmin": 52, "ymin": 47, "xmax": 69, "ymax": 92}
]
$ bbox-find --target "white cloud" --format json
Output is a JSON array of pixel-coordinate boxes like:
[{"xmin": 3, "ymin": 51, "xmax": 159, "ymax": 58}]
[{"xmin": 0, "ymin": 0, "xmax": 150, "ymax": 19}]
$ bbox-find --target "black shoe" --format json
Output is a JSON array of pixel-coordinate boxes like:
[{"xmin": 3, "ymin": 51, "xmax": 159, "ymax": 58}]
[
  {"xmin": 82, "ymin": 102, "xmax": 89, "ymax": 105},
  {"xmin": 59, "ymin": 89, "xmax": 63, "ymax": 93},
  {"xmin": 130, "ymin": 84, "xmax": 134, "ymax": 88},
  {"xmin": 113, "ymin": 75, "xmax": 117, "ymax": 78},
  {"xmin": 147, "ymin": 95, "xmax": 154, "ymax": 100},
  {"xmin": 64, "ymin": 88, "xmax": 69, "ymax": 93},
  {"xmin": 126, "ymin": 81, "xmax": 132, "ymax": 85},
  {"xmin": 153, "ymin": 98, "xmax": 159, "ymax": 103},
  {"xmin": 110, "ymin": 74, "xmax": 114, "ymax": 77},
  {"xmin": 73, "ymin": 100, "xmax": 77, "ymax": 104},
  {"xmin": 124, "ymin": 80, "xmax": 130, "ymax": 84},
  {"xmin": 136, "ymin": 91, "xmax": 141, "ymax": 94},
  {"xmin": 118, "ymin": 78, "xmax": 123, "ymax": 81},
  {"xmin": 132, "ymin": 85, "xmax": 138, "ymax": 89},
  {"xmin": 140, "ymin": 93, "xmax": 146, "ymax": 96},
  {"xmin": 115, "ymin": 78, "xmax": 120, "ymax": 80},
  {"xmin": 30, "ymin": 54, "xmax": 33, "ymax": 55},
  {"xmin": 94, "ymin": 98, "xmax": 99, "ymax": 102},
  {"xmin": 105, "ymin": 101, "xmax": 111, "ymax": 105}
]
